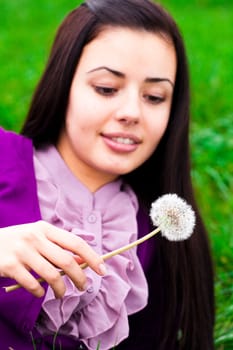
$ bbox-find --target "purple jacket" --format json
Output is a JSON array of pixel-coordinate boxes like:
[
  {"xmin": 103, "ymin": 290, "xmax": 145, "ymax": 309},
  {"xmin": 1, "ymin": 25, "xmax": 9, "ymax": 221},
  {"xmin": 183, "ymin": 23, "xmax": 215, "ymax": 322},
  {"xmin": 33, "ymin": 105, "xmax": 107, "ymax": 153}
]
[{"xmin": 0, "ymin": 128, "xmax": 175, "ymax": 350}]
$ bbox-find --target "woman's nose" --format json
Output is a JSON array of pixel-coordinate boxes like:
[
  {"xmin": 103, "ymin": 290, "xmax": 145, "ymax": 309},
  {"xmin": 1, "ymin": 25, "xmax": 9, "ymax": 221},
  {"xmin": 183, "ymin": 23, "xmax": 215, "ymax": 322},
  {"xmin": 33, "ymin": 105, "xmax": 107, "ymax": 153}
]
[{"xmin": 115, "ymin": 91, "xmax": 141, "ymax": 125}]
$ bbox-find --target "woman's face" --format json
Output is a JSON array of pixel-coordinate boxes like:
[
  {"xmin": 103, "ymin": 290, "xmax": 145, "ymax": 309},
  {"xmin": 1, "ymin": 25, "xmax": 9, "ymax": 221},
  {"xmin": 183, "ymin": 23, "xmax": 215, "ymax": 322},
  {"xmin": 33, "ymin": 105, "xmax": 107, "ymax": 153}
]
[{"xmin": 58, "ymin": 27, "xmax": 176, "ymax": 191}]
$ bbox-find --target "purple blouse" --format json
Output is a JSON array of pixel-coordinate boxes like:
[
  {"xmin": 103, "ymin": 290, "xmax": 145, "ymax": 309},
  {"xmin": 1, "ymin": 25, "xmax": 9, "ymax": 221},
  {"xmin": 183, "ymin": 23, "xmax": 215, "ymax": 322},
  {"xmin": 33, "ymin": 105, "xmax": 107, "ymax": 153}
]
[{"xmin": 33, "ymin": 145, "xmax": 148, "ymax": 350}]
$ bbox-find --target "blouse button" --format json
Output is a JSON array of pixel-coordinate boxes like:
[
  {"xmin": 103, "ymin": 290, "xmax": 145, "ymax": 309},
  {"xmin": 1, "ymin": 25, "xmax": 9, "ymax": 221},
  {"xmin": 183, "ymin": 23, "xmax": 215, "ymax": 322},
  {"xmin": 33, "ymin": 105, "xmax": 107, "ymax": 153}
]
[
  {"xmin": 87, "ymin": 213, "xmax": 97, "ymax": 223},
  {"xmin": 87, "ymin": 286, "xmax": 94, "ymax": 293}
]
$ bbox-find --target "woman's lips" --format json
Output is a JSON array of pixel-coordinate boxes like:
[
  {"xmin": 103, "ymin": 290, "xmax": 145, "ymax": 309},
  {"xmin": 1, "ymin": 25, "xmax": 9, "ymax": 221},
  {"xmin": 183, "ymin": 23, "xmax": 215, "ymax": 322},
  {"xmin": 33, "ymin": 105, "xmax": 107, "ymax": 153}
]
[
  {"xmin": 111, "ymin": 136, "xmax": 136, "ymax": 145},
  {"xmin": 101, "ymin": 133, "xmax": 141, "ymax": 153}
]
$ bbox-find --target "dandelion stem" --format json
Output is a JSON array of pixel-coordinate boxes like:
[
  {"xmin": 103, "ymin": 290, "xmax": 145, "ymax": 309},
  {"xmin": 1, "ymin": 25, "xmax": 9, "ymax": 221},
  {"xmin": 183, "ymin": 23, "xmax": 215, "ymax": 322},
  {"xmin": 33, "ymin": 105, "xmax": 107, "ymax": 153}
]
[{"xmin": 3, "ymin": 227, "xmax": 160, "ymax": 293}]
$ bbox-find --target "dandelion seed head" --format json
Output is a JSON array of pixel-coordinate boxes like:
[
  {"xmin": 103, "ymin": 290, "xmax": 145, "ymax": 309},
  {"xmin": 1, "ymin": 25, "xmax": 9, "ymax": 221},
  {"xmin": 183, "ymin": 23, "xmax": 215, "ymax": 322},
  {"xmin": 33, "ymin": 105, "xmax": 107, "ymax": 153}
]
[{"xmin": 149, "ymin": 193, "xmax": 196, "ymax": 241}]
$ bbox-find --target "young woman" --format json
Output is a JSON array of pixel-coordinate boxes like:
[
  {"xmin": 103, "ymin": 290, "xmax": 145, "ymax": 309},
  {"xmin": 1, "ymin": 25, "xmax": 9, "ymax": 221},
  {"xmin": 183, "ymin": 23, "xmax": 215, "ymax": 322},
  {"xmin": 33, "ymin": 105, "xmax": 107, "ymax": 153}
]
[{"xmin": 0, "ymin": 0, "xmax": 214, "ymax": 349}]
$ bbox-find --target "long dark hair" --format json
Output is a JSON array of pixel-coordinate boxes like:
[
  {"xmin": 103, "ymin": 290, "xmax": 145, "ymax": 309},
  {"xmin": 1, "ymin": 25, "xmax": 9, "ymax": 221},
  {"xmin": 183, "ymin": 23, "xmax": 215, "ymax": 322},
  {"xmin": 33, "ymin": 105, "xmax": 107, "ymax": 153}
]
[{"xmin": 21, "ymin": 1, "xmax": 214, "ymax": 349}]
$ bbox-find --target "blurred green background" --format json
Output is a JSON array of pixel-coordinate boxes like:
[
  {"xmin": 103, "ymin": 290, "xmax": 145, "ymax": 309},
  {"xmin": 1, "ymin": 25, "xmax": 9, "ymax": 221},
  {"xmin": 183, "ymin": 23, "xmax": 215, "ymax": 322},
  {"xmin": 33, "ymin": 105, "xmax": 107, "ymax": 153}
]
[{"xmin": 0, "ymin": 0, "xmax": 232, "ymax": 348}]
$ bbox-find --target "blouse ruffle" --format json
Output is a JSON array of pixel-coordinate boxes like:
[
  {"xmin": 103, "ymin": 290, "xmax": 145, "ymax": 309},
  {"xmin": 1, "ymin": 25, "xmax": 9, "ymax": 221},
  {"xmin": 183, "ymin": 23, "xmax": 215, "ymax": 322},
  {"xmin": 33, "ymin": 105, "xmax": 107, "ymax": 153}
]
[{"xmin": 33, "ymin": 145, "xmax": 148, "ymax": 350}]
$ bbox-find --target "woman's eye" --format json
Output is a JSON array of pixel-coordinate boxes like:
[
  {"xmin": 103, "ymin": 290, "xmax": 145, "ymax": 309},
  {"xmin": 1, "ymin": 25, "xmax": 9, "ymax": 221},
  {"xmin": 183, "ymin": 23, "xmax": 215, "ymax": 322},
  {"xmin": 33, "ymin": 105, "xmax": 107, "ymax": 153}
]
[
  {"xmin": 145, "ymin": 95, "xmax": 165, "ymax": 105},
  {"xmin": 94, "ymin": 86, "xmax": 117, "ymax": 96}
]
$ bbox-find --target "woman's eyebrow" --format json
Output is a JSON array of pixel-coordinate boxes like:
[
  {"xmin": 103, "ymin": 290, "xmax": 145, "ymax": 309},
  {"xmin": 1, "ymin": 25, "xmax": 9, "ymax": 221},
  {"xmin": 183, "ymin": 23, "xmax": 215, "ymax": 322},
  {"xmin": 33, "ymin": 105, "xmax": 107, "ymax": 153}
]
[
  {"xmin": 87, "ymin": 66, "xmax": 125, "ymax": 78},
  {"xmin": 145, "ymin": 77, "xmax": 174, "ymax": 87},
  {"xmin": 87, "ymin": 66, "xmax": 174, "ymax": 87}
]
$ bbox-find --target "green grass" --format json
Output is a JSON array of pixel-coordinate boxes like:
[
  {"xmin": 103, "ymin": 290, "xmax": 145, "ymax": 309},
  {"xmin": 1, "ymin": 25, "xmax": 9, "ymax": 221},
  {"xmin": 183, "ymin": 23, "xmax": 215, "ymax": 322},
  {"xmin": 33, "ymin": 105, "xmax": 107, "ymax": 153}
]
[{"xmin": 0, "ymin": 0, "xmax": 233, "ymax": 348}]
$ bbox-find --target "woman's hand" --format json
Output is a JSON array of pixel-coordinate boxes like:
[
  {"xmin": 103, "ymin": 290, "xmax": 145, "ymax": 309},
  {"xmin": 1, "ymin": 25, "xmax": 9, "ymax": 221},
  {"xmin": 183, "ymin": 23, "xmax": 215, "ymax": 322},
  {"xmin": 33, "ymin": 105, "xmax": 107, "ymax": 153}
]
[{"xmin": 0, "ymin": 221, "xmax": 106, "ymax": 298}]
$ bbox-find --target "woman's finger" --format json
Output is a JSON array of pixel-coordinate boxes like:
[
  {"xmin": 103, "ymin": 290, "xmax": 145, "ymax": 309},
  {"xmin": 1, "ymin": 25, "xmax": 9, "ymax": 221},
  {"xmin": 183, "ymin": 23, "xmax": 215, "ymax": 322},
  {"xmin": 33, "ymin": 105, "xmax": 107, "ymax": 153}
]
[
  {"xmin": 39, "ymin": 221, "xmax": 106, "ymax": 275},
  {"xmin": 33, "ymin": 238, "xmax": 88, "ymax": 293},
  {"xmin": 7, "ymin": 264, "xmax": 45, "ymax": 298},
  {"xmin": 20, "ymin": 248, "xmax": 67, "ymax": 298}
]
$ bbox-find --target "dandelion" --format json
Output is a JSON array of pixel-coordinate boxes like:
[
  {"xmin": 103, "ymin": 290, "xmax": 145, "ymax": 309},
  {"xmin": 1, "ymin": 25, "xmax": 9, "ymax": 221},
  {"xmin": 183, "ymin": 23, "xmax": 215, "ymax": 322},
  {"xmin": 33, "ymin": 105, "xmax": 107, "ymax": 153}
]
[
  {"xmin": 4, "ymin": 193, "xmax": 195, "ymax": 292},
  {"xmin": 149, "ymin": 193, "xmax": 196, "ymax": 241}
]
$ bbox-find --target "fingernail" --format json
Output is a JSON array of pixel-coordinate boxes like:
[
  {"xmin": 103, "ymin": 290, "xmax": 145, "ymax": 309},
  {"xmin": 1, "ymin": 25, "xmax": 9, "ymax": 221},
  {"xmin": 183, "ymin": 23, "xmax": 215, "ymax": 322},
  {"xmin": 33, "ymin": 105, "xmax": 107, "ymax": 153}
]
[
  {"xmin": 78, "ymin": 283, "xmax": 87, "ymax": 292},
  {"xmin": 54, "ymin": 291, "xmax": 63, "ymax": 299},
  {"xmin": 98, "ymin": 263, "xmax": 107, "ymax": 276},
  {"xmin": 81, "ymin": 279, "xmax": 91, "ymax": 291}
]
